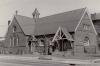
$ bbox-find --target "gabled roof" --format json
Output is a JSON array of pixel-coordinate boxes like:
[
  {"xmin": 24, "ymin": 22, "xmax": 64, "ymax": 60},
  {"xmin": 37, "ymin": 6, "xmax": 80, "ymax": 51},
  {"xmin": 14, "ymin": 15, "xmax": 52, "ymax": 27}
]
[
  {"xmin": 34, "ymin": 8, "xmax": 86, "ymax": 35},
  {"xmin": 14, "ymin": 15, "xmax": 35, "ymax": 35},
  {"xmin": 52, "ymin": 27, "xmax": 74, "ymax": 42},
  {"xmin": 13, "ymin": 8, "xmax": 86, "ymax": 35},
  {"xmin": 62, "ymin": 27, "xmax": 74, "ymax": 41}
]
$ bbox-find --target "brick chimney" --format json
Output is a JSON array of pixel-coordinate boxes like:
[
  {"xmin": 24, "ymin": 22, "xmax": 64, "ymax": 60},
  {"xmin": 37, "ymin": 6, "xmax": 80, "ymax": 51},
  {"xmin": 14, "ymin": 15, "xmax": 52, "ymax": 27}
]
[
  {"xmin": 8, "ymin": 20, "xmax": 11, "ymax": 25},
  {"xmin": 15, "ymin": 10, "xmax": 18, "ymax": 15}
]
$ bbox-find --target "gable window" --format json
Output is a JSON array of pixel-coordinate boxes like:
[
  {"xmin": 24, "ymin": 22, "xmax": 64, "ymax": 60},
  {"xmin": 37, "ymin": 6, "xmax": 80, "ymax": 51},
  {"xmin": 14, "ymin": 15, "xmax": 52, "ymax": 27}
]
[
  {"xmin": 83, "ymin": 24, "xmax": 90, "ymax": 30},
  {"xmin": 13, "ymin": 25, "xmax": 17, "ymax": 32}
]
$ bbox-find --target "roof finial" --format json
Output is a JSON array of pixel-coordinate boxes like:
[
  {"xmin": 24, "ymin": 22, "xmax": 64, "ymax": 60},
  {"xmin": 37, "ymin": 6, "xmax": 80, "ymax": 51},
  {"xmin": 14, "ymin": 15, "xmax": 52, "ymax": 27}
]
[{"xmin": 15, "ymin": 10, "xmax": 18, "ymax": 15}]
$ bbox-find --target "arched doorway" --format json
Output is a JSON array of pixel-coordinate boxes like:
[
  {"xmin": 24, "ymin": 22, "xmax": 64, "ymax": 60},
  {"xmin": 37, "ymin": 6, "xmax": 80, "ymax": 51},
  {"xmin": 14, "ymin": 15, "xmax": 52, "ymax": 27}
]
[
  {"xmin": 28, "ymin": 35, "xmax": 33, "ymax": 54},
  {"xmin": 53, "ymin": 39, "xmax": 72, "ymax": 52}
]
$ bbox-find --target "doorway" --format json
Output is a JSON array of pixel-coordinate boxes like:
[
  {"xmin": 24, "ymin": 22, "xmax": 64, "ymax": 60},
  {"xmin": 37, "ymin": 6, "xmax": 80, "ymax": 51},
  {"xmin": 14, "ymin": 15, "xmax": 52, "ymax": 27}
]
[{"xmin": 53, "ymin": 39, "xmax": 72, "ymax": 52}]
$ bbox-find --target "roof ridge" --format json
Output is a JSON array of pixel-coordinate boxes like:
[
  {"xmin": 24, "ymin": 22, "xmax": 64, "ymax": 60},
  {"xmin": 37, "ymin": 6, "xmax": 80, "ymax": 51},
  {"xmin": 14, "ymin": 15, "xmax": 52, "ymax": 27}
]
[
  {"xmin": 40, "ymin": 7, "xmax": 86, "ymax": 19},
  {"xmin": 14, "ymin": 7, "xmax": 86, "ymax": 20},
  {"xmin": 15, "ymin": 14, "xmax": 33, "ymax": 19}
]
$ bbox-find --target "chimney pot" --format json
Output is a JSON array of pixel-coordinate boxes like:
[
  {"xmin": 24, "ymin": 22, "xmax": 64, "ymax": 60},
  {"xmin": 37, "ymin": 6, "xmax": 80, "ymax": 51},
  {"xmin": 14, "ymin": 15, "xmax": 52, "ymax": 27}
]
[{"xmin": 8, "ymin": 20, "xmax": 11, "ymax": 25}]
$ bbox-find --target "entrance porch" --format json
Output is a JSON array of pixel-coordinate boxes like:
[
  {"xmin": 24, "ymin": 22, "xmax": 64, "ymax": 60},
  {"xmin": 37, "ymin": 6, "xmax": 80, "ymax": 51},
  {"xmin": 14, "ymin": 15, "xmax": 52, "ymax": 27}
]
[{"xmin": 52, "ymin": 27, "xmax": 74, "ymax": 57}]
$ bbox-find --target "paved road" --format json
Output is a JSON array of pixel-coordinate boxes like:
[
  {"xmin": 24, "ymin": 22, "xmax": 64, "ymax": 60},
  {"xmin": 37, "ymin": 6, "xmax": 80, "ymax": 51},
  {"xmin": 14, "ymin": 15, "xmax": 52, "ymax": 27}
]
[{"xmin": 0, "ymin": 55, "xmax": 99, "ymax": 66}]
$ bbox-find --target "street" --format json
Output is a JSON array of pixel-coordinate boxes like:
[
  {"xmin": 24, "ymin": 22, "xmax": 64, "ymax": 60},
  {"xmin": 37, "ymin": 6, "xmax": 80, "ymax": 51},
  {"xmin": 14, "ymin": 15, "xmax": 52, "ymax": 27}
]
[
  {"xmin": 0, "ymin": 55, "xmax": 99, "ymax": 66},
  {"xmin": 0, "ymin": 55, "xmax": 69, "ymax": 66}
]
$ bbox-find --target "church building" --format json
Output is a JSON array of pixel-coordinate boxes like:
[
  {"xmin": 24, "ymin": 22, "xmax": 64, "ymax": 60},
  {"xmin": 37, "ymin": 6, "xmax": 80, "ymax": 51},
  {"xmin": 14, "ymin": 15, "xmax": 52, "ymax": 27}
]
[{"xmin": 2, "ymin": 8, "xmax": 100, "ymax": 57}]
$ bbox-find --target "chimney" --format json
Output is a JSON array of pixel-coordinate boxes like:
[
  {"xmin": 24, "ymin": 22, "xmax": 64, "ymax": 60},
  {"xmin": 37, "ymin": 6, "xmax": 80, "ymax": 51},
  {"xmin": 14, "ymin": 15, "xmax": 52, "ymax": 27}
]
[
  {"xmin": 8, "ymin": 20, "xmax": 11, "ymax": 25},
  {"xmin": 15, "ymin": 10, "xmax": 18, "ymax": 15},
  {"xmin": 32, "ymin": 8, "xmax": 40, "ymax": 22}
]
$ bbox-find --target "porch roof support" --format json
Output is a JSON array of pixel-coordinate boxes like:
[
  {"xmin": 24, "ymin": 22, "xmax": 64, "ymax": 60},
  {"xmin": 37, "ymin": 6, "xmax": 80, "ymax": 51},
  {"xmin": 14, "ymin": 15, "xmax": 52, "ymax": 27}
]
[{"xmin": 52, "ymin": 26, "xmax": 74, "ymax": 42}]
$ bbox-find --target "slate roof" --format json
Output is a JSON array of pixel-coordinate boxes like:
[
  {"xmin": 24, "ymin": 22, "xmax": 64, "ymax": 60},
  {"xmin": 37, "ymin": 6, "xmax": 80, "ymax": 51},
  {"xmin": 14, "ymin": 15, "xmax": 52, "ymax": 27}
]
[
  {"xmin": 14, "ymin": 8, "xmax": 86, "ymax": 35},
  {"xmin": 15, "ymin": 15, "xmax": 35, "ymax": 35},
  {"xmin": 34, "ymin": 8, "xmax": 85, "ymax": 35}
]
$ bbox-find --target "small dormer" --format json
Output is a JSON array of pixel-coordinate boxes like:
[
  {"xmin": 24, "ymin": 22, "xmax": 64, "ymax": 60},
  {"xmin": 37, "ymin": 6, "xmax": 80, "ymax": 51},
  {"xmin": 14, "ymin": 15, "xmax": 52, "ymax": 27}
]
[{"xmin": 32, "ymin": 8, "xmax": 40, "ymax": 22}]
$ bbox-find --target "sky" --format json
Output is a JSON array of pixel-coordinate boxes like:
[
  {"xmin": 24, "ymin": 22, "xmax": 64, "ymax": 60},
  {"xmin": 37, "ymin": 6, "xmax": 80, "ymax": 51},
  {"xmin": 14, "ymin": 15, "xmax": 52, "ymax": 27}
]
[{"xmin": 0, "ymin": 0, "xmax": 100, "ymax": 37}]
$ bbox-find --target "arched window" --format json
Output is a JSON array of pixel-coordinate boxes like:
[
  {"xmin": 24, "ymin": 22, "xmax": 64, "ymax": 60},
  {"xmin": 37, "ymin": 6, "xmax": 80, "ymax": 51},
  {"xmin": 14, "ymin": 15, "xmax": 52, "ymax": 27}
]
[
  {"xmin": 13, "ymin": 25, "xmax": 17, "ymax": 32},
  {"xmin": 10, "ymin": 37, "xmax": 12, "ymax": 47},
  {"xmin": 84, "ymin": 36, "xmax": 90, "ymax": 46},
  {"xmin": 16, "ymin": 35, "xmax": 19, "ymax": 46},
  {"xmin": 13, "ymin": 35, "xmax": 19, "ymax": 47}
]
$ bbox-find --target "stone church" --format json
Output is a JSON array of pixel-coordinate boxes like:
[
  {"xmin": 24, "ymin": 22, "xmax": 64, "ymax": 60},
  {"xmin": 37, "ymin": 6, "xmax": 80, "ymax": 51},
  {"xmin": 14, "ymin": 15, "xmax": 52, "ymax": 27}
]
[{"xmin": 2, "ymin": 7, "xmax": 100, "ymax": 57}]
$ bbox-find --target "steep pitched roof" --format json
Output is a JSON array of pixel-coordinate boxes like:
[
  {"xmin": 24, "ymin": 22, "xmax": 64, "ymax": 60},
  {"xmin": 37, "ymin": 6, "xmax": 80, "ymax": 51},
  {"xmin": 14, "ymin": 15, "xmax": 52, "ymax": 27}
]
[
  {"xmin": 14, "ymin": 15, "xmax": 35, "ymax": 35},
  {"xmin": 34, "ymin": 8, "xmax": 86, "ymax": 35},
  {"xmin": 13, "ymin": 8, "xmax": 86, "ymax": 35},
  {"xmin": 52, "ymin": 27, "xmax": 74, "ymax": 42}
]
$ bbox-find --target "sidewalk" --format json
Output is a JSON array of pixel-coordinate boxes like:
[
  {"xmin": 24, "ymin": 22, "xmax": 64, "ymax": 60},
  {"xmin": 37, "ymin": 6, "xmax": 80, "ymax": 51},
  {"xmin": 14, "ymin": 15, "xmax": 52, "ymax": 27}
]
[
  {"xmin": 51, "ymin": 56, "xmax": 93, "ymax": 64},
  {"xmin": 0, "ymin": 54, "xmax": 99, "ymax": 64}
]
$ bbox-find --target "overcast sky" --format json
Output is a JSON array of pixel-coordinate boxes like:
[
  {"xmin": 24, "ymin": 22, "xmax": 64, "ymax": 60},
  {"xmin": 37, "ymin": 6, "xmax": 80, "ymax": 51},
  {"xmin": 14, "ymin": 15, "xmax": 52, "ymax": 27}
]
[{"xmin": 0, "ymin": 0, "xmax": 100, "ymax": 37}]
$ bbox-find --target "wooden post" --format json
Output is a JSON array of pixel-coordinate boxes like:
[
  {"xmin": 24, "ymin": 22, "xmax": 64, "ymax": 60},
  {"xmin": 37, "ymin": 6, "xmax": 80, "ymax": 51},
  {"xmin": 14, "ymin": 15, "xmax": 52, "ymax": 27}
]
[
  {"xmin": 61, "ymin": 39, "xmax": 63, "ymax": 52},
  {"xmin": 72, "ymin": 41, "xmax": 74, "ymax": 56},
  {"xmin": 56, "ymin": 40, "xmax": 59, "ymax": 50},
  {"xmin": 95, "ymin": 46, "xmax": 96, "ymax": 54}
]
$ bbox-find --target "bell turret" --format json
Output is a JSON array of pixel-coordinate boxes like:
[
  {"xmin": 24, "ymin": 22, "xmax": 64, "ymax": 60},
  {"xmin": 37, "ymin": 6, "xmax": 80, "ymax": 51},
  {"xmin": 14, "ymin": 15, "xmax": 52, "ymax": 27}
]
[{"xmin": 32, "ymin": 8, "xmax": 40, "ymax": 22}]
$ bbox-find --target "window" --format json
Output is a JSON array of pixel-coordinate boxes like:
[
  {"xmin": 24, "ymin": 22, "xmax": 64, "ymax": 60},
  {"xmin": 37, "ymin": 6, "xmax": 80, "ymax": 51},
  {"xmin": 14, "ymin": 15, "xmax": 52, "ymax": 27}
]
[
  {"xmin": 12, "ymin": 37, "xmax": 14, "ymax": 47},
  {"xmin": 10, "ymin": 37, "xmax": 12, "ymax": 47},
  {"xmin": 16, "ymin": 36, "xmax": 19, "ymax": 46},
  {"xmin": 13, "ymin": 25, "xmax": 17, "ymax": 32},
  {"xmin": 38, "ymin": 40, "xmax": 44, "ymax": 46},
  {"xmin": 13, "ymin": 36, "xmax": 19, "ymax": 47},
  {"xmin": 83, "ymin": 36, "xmax": 90, "ymax": 53},
  {"xmin": 83, "ymin": 24, "xmax": 90, "ymax": 30},
  {"xmin": 83, "ymin": 36, "xmax": 89, "ymax": 46}
]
